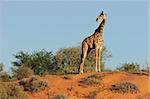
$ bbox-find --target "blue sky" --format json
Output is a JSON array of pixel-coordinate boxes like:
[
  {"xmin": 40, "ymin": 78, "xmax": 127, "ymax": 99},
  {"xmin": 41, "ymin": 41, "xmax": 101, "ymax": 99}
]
[{"xmin": 0, "ymin": 0, "xmax": 149, "ymax": 71}]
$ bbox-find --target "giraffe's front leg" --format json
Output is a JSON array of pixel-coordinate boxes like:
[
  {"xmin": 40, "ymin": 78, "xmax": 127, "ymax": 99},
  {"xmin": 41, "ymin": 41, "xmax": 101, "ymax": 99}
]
[
  {"xmin": 98, "ymin": 54, "xmax": 101, "ymax": 72},
  {"xmin": 98, "ymin": 47, "xmax": 102, "ymax": 72}
]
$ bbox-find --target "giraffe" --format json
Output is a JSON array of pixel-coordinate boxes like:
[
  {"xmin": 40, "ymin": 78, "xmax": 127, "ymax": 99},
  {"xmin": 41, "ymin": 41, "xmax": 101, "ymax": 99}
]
[{"xmin": 79, "ymin": 11, "xmax": 107, "ymax": 74}]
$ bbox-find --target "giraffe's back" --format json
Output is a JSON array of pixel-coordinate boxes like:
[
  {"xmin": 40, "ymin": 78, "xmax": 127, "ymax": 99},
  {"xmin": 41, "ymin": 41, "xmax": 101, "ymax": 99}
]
[{"xmin": 82, "ymin": 32, "xmax": 103, "ymax": 49}]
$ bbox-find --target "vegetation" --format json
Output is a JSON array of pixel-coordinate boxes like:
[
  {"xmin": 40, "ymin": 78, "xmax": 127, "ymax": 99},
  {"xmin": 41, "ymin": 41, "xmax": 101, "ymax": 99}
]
[
  {"xmin": 62, "ymin": 75, "xmax": 72, "ymax": 80},
  {"xmin": 0, "ymin": 82, "xmax": 28, "ymax": 99},
  {"xmin": 19, "ymin": 76, "xmax": 49, "ymax": 93},
  {"xmin": 11, "ymin": 46, "xmax": 111, "ymax": 75},
  {"xmin": 80, "ymin": 77, "xmax": 99, "ymax": 85},
  {"xmin": 144, "ymin": 66, "xmax": 150, "ymax": 74},
  {"xmin": 110, "ymin": 81, "xmax": 139, "ymax": 93},
  {"xmin": 0, "ymin": 72, "xmax": 11, "ymax": 82},
  {"xmin": 142, "ymin": 62, "xmax": 150, "ymax": 74},
  {"xmin": 79, "ymin": 74, "xmax": 103, "ymax": 85},
  {"xmin": 86, "ymin": 91, "xmax": 97, "ymax": 99},
  {"xmin": 13, "ymin": 66, "xmax": 34, "ymax": 80},
  {"xmin": 116, "ymin": 62, "xmax": 140, "ymax": 73},
  {"xmin": 88, "ymin": 74, "xmax": 104, "ymax": 79},
  {"xmin": 56, "ymin": 47, "xmax": 80, "ymax": 68},
  {"xmin": 55, "ymin": 46, "xmax": 111, "ymax": 74},
  {"xmin": 0, "ymin": 63, "xmax": 12, "ymax": 82},
  {"xmin": 51, "ymin": 93, "xmax": 68, "ymax": 99},
  {"xmin": 0, "ymin": 63, "xmax": 3, "ymax": 72},
  {"xmin": 137, "ymin": 93, "xmax": 150, "ymax": 99},
  {"xmin": 12, "ymin": 50, "xmax": 56, "ymax": 75}
]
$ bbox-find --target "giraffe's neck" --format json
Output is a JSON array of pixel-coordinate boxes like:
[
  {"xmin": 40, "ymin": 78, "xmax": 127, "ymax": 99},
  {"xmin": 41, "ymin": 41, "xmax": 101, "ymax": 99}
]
[{"xmin": 95, "ymin": 18, "xmax": 106, "ymax": 33}]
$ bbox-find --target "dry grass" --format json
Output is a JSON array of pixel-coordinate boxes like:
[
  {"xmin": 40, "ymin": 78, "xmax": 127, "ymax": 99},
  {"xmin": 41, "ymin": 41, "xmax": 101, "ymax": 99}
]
[
  {"xmin": 62, "ymin": 76, "xmax": 72, "ymax": 80},
  {"xmin": 50, "ymin": 93, "xmax": 68, "ymax": 99},
  {"xmin": 79, "ymin": 74, "xmax": 103, "ymax": 86},
  {"xmin": 110, "ymin": 81, "xmax": 139, "ymax": 93},
  {"xmin": 0, "ymin": 82, "xmax": 29, "ymax": 99},
  {"xmin": 19, "ymin": 76, "xmax": 48, "ymax": 93},
  {"xmin": 85, "ymin": 91, "xmax": 97, "ymax": 99}
]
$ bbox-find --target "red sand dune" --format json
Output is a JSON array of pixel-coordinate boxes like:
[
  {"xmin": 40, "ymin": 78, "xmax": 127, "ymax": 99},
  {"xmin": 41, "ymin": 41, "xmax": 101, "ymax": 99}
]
[{"xmin": 28, "ymin": 72, "xmax": 150, "ymax": 99}]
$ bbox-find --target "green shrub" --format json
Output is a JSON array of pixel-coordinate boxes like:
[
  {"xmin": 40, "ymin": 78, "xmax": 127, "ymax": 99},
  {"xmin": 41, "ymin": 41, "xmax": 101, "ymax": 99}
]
[
  {"xmin": 63, "ymin": 66, "xmax": 78, "ymax": 74},
  {"xmin": 19, "ymin": 76, "xmax": 48, "ymax": 92},
  {"xmin": 117, "ymin": 62, "xmax": 140, "ymax": 72},
  {"xmin": 15, "ymin": 66, "xmax": 34, "ymax": 80},
  {"xmin": 55, "ymin": 46, "xmax": 112, "ymax": 73},
  {"xmin": 110, "ymin": 81, "xmax": 139, "ymax": 93},
  {"xmin": 0, "ymin": 82, "xmax": 29, "ymax": 99},
  {"xmin": 12, "ymin": 50, "xmax": 56, "ymax": 75}
]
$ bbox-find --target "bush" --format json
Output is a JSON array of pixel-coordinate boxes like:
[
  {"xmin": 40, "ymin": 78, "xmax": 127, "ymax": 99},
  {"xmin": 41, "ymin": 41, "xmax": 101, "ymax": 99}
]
[
  {"xmin": 137, "ymin": 93, "xmax": 150, "ymax": 99},
  {"xmin": 142, "ymin": 66, "xmax": 150, "ymax": 74},
  {"xmin": 0, "ymin": 72, "xmax": 11, "ymax": 82},
  {"xmin": 52, "ymin": 66, "xmax": 77, "ymax": 75},
  {"xmin": 88, "ymin": 74, "xmax": 104, "ymax": 79},
  {"xmin": 117, "ymin": 62, "xmax": 140, "ymax": 72},
  {"xmin": 0, "ymin": 82, "xmax": 29, "ymax": 99},
  {"xmin": 51, "ymin": 93, "xmax": 68, "ymax": 99},
  {"xmin": 86, "ymin": 91, "xmax": 97, "ymax": 99},
  {"xmin": 110, "ymin": 81, "xmax": 139, "ymax": 93},
  {"xmin": 79, "ymin": 74, "xmax": 103, "ymax": 85},
  {"xmin": 63, "ymin": 66, "xmax": 78, "ymax": 74},
  {"xmin": 103, "ymin": 68, "xmax": 112, "ymax": 72},
  {"xmin": 14, "ymin": 66, "xmax": 34, "ymax": 80},
  {"xmin": 55, "ymin": 46, "xmax": 112, "ymax": 73},
  {"xmin": 0, "ymin": 63, "xmax": 3, "ymax": 72},
  {"xmin": 62, "ymin": 76, "xmax": 72, "ymax": 80},
  {"xmin": 54, "ymin": 66, "xmax": 95, "ymax": 75},
  {"xmin": 145, "ymin": 66, "xmax": 150, "ymax": 74},
  {"xmin": 19, "ymin": 76, "xmax": 48, "ymax": 92},
  {"xmin": 12, "ymin": 50, "xmax": 56, "ymax": 75}
]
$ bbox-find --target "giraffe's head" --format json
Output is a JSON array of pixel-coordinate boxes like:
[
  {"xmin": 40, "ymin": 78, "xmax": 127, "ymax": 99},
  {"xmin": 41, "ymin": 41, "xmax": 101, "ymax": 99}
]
[{"xmin": 96, "ymin": 11, "xmax": 107, "ymax": 22}]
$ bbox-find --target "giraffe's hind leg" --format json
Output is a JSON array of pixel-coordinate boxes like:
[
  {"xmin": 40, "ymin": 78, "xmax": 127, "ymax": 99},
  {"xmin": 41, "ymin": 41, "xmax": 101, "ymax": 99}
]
[
  {"xmin": 79, "ymin": 44, "xmax": 88, "ymax": 74},
  {"xmin": 95, "ymin": 48, "xmax": 99, "ymax": 72}
]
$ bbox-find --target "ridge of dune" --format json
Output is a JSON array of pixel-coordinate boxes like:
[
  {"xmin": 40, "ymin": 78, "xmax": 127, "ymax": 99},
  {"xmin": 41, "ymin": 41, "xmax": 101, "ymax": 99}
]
[{"xmin": 27, "ymin": 72, "xmax": 150, "ymax": 99}]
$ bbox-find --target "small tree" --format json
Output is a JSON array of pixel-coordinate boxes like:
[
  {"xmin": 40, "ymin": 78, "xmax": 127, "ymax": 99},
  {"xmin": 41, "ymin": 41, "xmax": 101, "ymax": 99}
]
[
  {"xmin": 55, "ymin": 46, "xmax": 112, "ymax": 73},
  {"xmin": 12, "ymin": 50, "xmax": 56, "ymax": 75},
  {"xmin": 56, "ymin": 47, "xmax": 80, "ymax": 68}
]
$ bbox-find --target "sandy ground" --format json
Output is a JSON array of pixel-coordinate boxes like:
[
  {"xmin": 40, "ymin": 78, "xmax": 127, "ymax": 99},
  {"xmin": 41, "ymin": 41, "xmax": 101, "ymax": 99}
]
[{"xmin": 27, "ymin": 72, "xmax": 150, "ymax": 99}]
